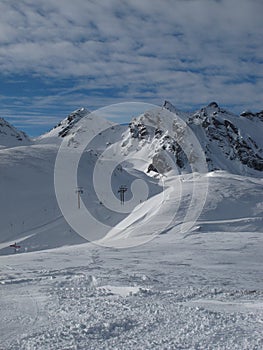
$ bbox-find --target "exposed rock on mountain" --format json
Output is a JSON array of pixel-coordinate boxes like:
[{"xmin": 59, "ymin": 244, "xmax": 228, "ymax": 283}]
[{"xmin": 124, "ymin": 101, "xmax": 263, "ymax": 176}]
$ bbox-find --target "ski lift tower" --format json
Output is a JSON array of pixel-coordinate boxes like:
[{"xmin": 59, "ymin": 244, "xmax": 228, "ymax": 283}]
[
  {"xmin": 75, "ymin": 186, "xmax": 84, "ymax": 209},
  {"xmin": 118, "ymin": 185, "xmax": 127, "ymax": 205}
]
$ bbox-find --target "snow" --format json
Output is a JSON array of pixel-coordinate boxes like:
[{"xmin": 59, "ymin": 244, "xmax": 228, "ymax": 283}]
[
  {"xmin": 0, "ymin": 101, "xmax": 262, "ymax": 349},
  {"xmin": 0, "ymin": 118, "xmax": 31, "ymax": 149},
  {"xmin": 0, "ymin": 230, "xmax": 262, "ymax": 349}
]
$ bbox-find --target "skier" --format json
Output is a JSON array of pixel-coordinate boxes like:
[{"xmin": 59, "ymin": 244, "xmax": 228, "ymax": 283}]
[{"xmin": 9, "ymin": 242, "xmax": 21, "ymax": 253}]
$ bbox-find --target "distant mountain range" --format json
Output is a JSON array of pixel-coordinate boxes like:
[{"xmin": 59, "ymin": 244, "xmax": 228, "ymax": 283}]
[{"xmin": 1, "ymin": 101, "xmax": 262, "ymax": 175}]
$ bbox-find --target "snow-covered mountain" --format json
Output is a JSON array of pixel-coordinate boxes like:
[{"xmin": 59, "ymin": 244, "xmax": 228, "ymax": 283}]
[
  {"xmin": 37, "ymin": 107, "xmax": 91, "ymax": 143},
  {"xmin": 0, "ymin": 101, "xmax": 262, "ymax": 253},
  {"xmin": 187, "ymin": 102, "xmax": 263, "ymax": 173},
  {"xmin": 0, "ymin": 117, "xmax": 31, "ymax": 149},
  {"xmin": 125, "ymin": 101, "xmax": 263, "ymax": 177}
]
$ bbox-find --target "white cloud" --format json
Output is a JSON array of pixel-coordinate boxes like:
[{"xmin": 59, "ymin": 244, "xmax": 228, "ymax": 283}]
[{"xmin": 0, "ymin": 0, "xmax": 262, "ymax": 132}]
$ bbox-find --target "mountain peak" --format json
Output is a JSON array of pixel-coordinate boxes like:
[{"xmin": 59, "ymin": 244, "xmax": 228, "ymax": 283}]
[
  {"xmin": 163, "ymin": 100, "xmax": 180, "ymax": 113},
  {"xmin": 163, "ymin": 100, "xmax": 174, "ymax": 109},
  {"xmin": 57, "ymin": 107, "xmax": 90, "ymax": 137},
  {"xmin": 207, "ymin": 101, "xmax": 219, "ymax": 109},
  {"xmin": 162, "ymin": 100, "xmax": 190, "ymax": 120},
  {"xmin": 39, "ymin": 107, "xmax": 90, "ymax": 140},
  {"xmin": 0, "ymin": 117, "xmax": 31, "ymax": 149}
]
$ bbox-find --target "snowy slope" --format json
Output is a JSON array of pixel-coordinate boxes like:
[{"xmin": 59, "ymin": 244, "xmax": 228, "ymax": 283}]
[
  {"xmin": 0, "ymin": 110, "xmax": 153, "ymax": 252},
  {"xmin": 0, "ymin": 117, "xmax": 31, "ymax": 149},
  {"xmin": 99, "ymin": 171, "xmax": 263, "ymax": 248},
  {"xmin": 0, "ymin": 143, "xmax": 86, "ymax": 252},
  {"xmin": 0, "ymin": 225, "xmax": 262, "ymax": 349},
  {"xmin": 0, "ymin": 110, "xmax": 124, "ymax": 253}
]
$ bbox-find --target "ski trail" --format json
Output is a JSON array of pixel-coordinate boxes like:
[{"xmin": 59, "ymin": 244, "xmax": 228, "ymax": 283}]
[{"xmin": 0, "ymin": 215, "xmax": 64, "ymax": 250}]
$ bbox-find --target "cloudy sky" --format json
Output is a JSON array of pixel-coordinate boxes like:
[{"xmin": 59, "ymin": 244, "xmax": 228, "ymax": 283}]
[{"xmin": 0, "ymin": 0, "xmax": 262, "ymax": 135}]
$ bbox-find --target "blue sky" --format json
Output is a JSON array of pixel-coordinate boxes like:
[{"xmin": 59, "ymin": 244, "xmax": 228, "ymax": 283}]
[{"xmin": 0, "ymin": 0, "xmax": 262, "ymax": 136}]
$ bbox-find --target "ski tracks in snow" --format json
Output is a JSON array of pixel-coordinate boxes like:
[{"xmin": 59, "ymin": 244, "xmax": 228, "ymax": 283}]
[{"xmin": 0, "ymin": 235, "xmax": 263, "ymax": 349}]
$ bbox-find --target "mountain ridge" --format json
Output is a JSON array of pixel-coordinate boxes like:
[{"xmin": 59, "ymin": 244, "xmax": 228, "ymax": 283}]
[
  {"xmin": 1, "ymin": 101, "xmax": 262, "ymax": 176},
  {"xmin": 123, "ymin": 101, "xmax": 263, "ymax": 177}
]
